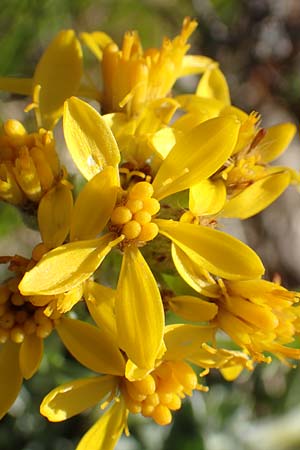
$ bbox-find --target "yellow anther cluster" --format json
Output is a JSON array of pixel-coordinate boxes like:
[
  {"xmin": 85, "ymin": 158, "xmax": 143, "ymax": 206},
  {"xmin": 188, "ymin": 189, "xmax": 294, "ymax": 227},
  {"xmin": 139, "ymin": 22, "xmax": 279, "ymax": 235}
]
[
  {"xmin": 110, "ymin": 181, "xmax": 160, "ymax": 244},
  {"xmin": 121, "ymin": 360, "xmax": 199, "ymax": 426},
  {"xmin": 0, "ymin": 279, "xmax": 58, "ymax": 344},
  {"xmin": 0, "ymin": 119, "xmax": 61, "ymax": 205}
]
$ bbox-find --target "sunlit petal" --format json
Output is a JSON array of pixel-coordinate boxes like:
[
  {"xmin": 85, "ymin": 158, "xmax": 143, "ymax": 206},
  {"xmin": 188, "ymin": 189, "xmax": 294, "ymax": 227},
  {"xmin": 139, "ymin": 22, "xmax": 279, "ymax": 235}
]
[
  {"xmin": 80, "ymin": 31, "xmax": 113, "ymax": 60},
  {"xmin": 196, "ymin": 67, "xmax": 230, "ymax": 104},
  {"xmin": 85, "ymin": 281, "xmax": 118, "ymax": 342},
  {"xmin": 180, "ymin": 55, "xmax": 215, "ymax": 76},
  {"xmin": 19, "ymin": 234, "xmax": 120, "ymax": 295},
  {"xmin": 169, "ymin": 295, "xmax": 218, "ymax": 322},
  {"xmin": 33, "ymin": 30, "xmax": 83, "ymax": 129},
  {"xmin": 156, "ymin": 219, "xmax": 265, "ymax": 279},
  {"xmin": 152, "ymin": 116, "xmax": 240, "ymax": 200},
  {"xmin": 76, "ymin": 400, "xmax": 127, "ymax": 450},
  {"xmin": 221, "ymin": 171, "xmax": 291, "ymax": 219},
  {"xmin": 19, "ymin": 334, "xmax": 43, "ymax": 379},
  {"xmin": 115, "ymin": 247, "xmax": 165, "ymax": 371},
  {"xmin": 63, "ymin": 97, "xmax": 120, "ymax": 180},
  {"xmin": 56, "ymin": 317, "xmax": 125, "ymax": 375},
  {"xmin": 189, "ymin": 178, "xmax": 226, "ymax": 216},
  {"xmin": 0, "ymin": 77, "xmax": 32, "ymax": 95},
  {"xmin": 71, "ymin": 167, "xmax": 118, "ymax": 240},
  {"xmin": 38, "ymin": 183, "xmax": 73, "ymax": 248},
  {"xmin": 0, "ymin": 341, "xmax": 22, "ymax": 419},
  {"xmin": 41, "ymin": 375, "xmax": 117, "ymax": 421},
  {"xmin": 257, "ymin": 123, "xmax": 296, "ymax": 163},
  {"xmin": 164, "ymin": 324, "xmax": 216, "ymax": 360}
]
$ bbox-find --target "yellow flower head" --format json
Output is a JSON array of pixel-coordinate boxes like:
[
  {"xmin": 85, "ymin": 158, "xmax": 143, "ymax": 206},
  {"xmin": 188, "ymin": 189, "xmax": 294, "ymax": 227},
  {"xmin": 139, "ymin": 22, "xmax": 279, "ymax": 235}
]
[
  {"xmin": 211, "ymin": 279, "xmax": 300, "ymax": 363},
  {"xmin": 0, "ymin": 119, "xmax": 62, "ymax": 206},
  {"xmin": 40, "ymin": 314, "xmax": 251, "ymax": 450},
  {"xmin": 82, "ymin": 18, "xmax": 214, "ymax": 117}
]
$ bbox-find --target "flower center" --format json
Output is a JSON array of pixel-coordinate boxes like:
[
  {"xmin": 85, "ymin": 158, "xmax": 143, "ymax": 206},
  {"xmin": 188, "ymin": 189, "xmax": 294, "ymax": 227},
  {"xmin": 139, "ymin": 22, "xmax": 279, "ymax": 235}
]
[
  {"xmin": 110, "ymin": 181, "xmax": 160, "ymax": 246},
  {"xmin": 121, "ymin": 360, "xmax": 200, "ymax": 425},
  {"xmin": 0, "ymin": 276, "xmax": 58, "ymax": 344}
]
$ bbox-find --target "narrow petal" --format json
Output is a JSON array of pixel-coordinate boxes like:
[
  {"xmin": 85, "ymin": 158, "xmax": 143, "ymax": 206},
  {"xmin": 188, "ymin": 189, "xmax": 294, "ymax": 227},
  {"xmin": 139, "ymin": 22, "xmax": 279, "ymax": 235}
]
[
  {"xmin": 156, "ymin": 219, "xmax": 265, "ymax": 280},
  {"xmin": 38, "ymin": 183, "xmax": 73, "ymax": 248},
  {"xmin": 19, "ymin": 234, "xmax": 119, "ymax": 295},
  {"xmin": 152, "ymin": 116, "xmax": 240, "ymax": 200},
  {"xmin": 221, "ymin": 171, "xmax": 291, "ymax": 219},
  {"xmin": 0, "ymin": 341, "xmax": 22, "ymax": 419},
  {"xmin": 71, "ymin": 167, "xmax": 118, "ymax": 240},
  {"xmin": 84, "ymin": 281, "xmax": 118, "ymax": 343},
  {"xmin": 257, "ymin": 123, "xmax": 296, "ymax": 163},
  {"xmin": 189, "ymin": 178, "xmax": 226, "ymax": 216},
  {"xmin": 76, "ymin": 400, "xmax": 127, "ymax": 450},
  {"xmin": 171, "ymin": 244, "xmax": 220, "ymax": 297},
  {"xmin": 169, "ymin": 296, "xmax": 218, "ymax": 322},
  {"xmin": 180, "ymin": 55, "xmax": 215, "ymax": 76},
  {"xmin": 80, "ymin": 32, "xmax": 113, "ymax": 60},
  {"xmin": 164, "ymin": 324, "xmax": 216, "ymax": 360},
  {"xmin": 0, "ymin": 77, "xmax": 32, "ymax": 95},
  {"xmin": 196, "ymin": 67, "xmax": 230, "ymax": 104},
  {"xmin": 56, "ymin": 317, "xmax": 125, "ymax": 375},
  {"xmin": 115, "ymin": 247, "xmax": 165, "ymax": 371},
  {"xmin": 41, "ymin": 375, "xmax": 117, "ymax": 421},
  {"xmin": 63, "ymin": 97, "xmax": 120, "ymax": 180},
  {"xmin": 19, "ymin": 334, "xmax": 43, "ymax": 379},
  {"xmin": 33, "ymin": 30, "xmax": 83, "ymax": 129}
]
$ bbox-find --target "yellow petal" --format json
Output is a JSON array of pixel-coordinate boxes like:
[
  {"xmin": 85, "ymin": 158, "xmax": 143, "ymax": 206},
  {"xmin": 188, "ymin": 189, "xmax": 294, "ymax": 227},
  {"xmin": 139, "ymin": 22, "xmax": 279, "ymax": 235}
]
[
  {"xmin": 76, "ymin": 400, "xmax": 127, "ymax": 450},
  {"xmin": 220, "ymin": 365, "xmax": 244, "ymax": 381},
  {"xmin": 221, "ymin": 171, "xmax": 291, "ymax": 219},
  {"xmin": 115, "ymin": 247, "xmax": 165, "ymax": 371},
  {"xmin": 38, "ymin": 183, "xmax": 73, "ymax": 248},
  {"xmin": 33, "ymin": 30, "xmax": 83, "ymax": 129},
  {"xmin": 19, "ymin": 234, "xmax": 119, "ymax": 295},
  {"xmin": 196, "ymin": 67, "xmax": 230, "ymax": 105},
  {"xmin": 0, "ymin": 77, "xmax": 32, "ymax": 95},
  {"xmin": 257, "ymin": 123, "xmax": 296, "ymax": 163},
  {"xmin": 80, "ymin": 31, "xmax": 113, "ymax": 60},
  {"xmin": 84, "ymin": 281, "xmax": 118, "ymax": 342},
  {"xmin": 57, "ymin": 317, "xmax": 125, "ymax": 375},
  {"xmin": 150, "ymin": 127, "xmax": 178, "ymax": 160},
  {"xmin": 71, "ymin": 167, "xmax": 118, "ymax": 240},
  {"xmin": 41, "ymin": 375, "xmax": 117, "ymax": 421},
  {"xmin": 152, "ymin": 116, "xmax": 240, "ymax": 200},
  {"xmin": 189, "ymin": 178, "xmax": 226, "ymax": 216},
  {"xmin": 156, "ymin": 219, "xmax": 265, "ymax": 280},
  {"xmin": 19, "ymin": 334, "xmax": 43, "ymax": 379},
  {"xmin": 171, "ymin": 244, "xmax": 220, "ymax": 296},
  {"xmin": 63, "ymin": 97, "xmax": 120, "ymax": 180},
  {"xmin": 164, "ymin": 324, "xmax": 216, "ymax": 360},
  {"xmin": 125, "ymin": 359, "xmax": 153, "ymax": 381},
  {"xmin": 169, "ymin": 296, "xmax": 218, "ymax": 322},
  {"xmin": 176, "ymin": 94, "xmax": 224, "ymax": 120},
  {"xmin": 0, "ymin": 341, "xmax": 22, "ymax": 419},
  {"xmin": 180, "ymin": 55, "xmax": 215, "ymax": 76}
]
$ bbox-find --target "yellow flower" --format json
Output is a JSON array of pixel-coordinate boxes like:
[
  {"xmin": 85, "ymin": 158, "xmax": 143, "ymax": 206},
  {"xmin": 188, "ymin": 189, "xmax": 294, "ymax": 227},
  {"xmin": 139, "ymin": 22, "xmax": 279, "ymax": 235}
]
[
  {"xmin": 0, "ymin": 118, "xmax": 68, "ymax": 206},
  {"xmin": 168, "ymin": 277, "xmax": 300, "ymax": 364},
  {"xmin": 173, "ymin": 68, "xmax": 297, "ymax": 218},
  {"xmin": 0, "ymin": 30, "xmax": 82, "ymax": 129},
  {"xmin": 19, "ymin": 96, "xmax": 264, "ymax": 285},
  {"xmin": 40, "ymin": 309, "xmax": 251, "ymax": 450},
  {"xmin": 81, "ymin": 17, "xmax": 214, "ymax": 117}
]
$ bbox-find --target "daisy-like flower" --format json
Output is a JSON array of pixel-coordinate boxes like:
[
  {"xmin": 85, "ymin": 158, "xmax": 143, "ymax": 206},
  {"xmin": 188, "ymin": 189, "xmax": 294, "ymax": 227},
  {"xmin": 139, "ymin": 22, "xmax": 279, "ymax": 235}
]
[
  {"xmin": 81, "ymin": 17, "xmax": 214, "ymax": 117},
  {"xmin": 0, "ymin": 30, "xmax": 82, "ymax": 129},
  {"xmin": 173, "ymin": 67, "xmax": 298, "ymax": 219},
  {"xmin": 0, "ymin": 118, "xmax": 69, "ymax": 207},
  {"xmin": 18, "ymin": 97, "xmax": 265, "ymax": 373},
  {"xmin": 39, "ymin": 295, "xmax": 251, "ymax": 450}
]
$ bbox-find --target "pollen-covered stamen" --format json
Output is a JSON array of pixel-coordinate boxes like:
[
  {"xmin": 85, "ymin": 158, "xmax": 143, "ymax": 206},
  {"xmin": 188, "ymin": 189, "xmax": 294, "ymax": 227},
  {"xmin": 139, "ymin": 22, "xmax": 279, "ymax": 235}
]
[
  {"xmin": 110, "ymin": 181, "xmax": 160, "ymax": 245},
  {"xmin": 0, "ymin": 278, "xmax": 59, "ymax": 344},
  {"xmin": 121, "ymin": 360, "xmax": 204, "ymax": 426}
]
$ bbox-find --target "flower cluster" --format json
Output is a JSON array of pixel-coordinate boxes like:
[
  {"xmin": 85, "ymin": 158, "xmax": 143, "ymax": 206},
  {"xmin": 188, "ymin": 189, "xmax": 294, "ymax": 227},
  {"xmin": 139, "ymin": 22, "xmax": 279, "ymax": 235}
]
[{"xmin": 0, "ymin": 17, "xmax": 300, "ymax": 450}]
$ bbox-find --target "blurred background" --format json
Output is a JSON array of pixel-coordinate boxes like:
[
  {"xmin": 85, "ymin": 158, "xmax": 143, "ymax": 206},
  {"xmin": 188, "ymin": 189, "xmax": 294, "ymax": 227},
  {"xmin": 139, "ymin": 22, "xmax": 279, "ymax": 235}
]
[{"xmin": 1, "ymin": 0, "xmax": 300, "ymax": 449}]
